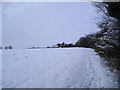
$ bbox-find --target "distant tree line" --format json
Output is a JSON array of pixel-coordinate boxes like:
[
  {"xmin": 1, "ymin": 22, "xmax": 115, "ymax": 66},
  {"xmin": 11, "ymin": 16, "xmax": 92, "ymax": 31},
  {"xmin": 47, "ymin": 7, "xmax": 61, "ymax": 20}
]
[
  {"xmin": 47, "ymin": 42, "xmax": 76, "ymax": 48},
  {"xmin": 28, "ymin": 47, "xmax": 44, "ymax": 49},
  {"xmin": 56, "ymin": 42, "xmax": 76, "ymax": 48}
]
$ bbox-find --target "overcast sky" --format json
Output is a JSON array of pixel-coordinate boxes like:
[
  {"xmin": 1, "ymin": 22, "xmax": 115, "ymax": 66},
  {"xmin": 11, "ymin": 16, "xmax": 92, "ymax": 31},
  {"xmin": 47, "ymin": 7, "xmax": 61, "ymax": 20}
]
[{"xmin": 2, "ymin": 2, "xmax": 99, "ymax": 49}]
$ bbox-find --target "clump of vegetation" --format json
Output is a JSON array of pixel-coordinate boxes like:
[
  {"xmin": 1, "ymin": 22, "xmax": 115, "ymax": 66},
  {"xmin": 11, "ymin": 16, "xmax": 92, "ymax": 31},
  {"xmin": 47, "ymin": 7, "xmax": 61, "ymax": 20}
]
[
  {"xmin": 0, "ymin": 46, "xmax": 2, "ymax": 49},
  {"xmin": 4, "ymin": 46, "xmax": 13, "ymax": 49},
  {"xmin": 76, "ymin": 33, "xmax": 96, "ymax": 48},
  {"xmin": 76, "ymin": 2, "xmax": 120, "ymax": 70}
]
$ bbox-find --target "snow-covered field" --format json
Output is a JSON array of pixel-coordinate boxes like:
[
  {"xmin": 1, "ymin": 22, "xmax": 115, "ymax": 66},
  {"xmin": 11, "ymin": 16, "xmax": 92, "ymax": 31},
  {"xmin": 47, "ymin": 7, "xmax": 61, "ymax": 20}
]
[{"xmin": 2, "ymin": 48, "xmax": 118, "ymax": 88}]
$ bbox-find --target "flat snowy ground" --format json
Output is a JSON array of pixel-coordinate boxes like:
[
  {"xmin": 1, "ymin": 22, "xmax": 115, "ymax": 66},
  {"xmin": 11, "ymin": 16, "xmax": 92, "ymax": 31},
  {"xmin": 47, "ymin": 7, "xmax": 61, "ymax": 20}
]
[{"xmin": 2, "ymin": 48, "xmax": 118, "ymax": 88}]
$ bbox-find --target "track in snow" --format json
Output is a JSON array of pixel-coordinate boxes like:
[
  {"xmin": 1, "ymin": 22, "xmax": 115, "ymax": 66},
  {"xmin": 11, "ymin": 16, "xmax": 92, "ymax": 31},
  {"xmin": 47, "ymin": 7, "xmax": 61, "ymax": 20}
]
[{"xmin": 2, "ymin": 48, "xmax": 118, "ymax": 88}]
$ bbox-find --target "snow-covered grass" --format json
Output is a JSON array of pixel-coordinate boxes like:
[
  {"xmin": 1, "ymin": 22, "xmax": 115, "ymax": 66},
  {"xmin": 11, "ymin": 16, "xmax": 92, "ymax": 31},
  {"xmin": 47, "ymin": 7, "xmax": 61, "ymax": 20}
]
[
  {"xmin": 2, "ymin": 48, "xmax": 118, "ymax": 88},
  {"xmin": 0, "ymin": 50, "xmax": 2, "ymax": 89}
]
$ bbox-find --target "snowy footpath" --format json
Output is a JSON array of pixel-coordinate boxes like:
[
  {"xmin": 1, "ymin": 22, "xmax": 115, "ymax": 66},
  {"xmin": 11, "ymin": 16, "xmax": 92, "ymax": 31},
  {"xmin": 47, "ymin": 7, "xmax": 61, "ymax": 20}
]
[{"xmin": 2, "ymin": 48, "xmax": 118, "ymax": 88}]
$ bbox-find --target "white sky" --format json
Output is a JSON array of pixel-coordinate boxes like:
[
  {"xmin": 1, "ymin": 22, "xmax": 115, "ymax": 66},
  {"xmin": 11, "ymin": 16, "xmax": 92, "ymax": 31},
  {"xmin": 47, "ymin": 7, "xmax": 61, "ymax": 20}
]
[
  {"xmin": 2, "ymin": 2, "xmax": 99, "ymax": 48},
  {"xmin": 0, "ymin": 3, "xmax": 2, "ymax": 47}
]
